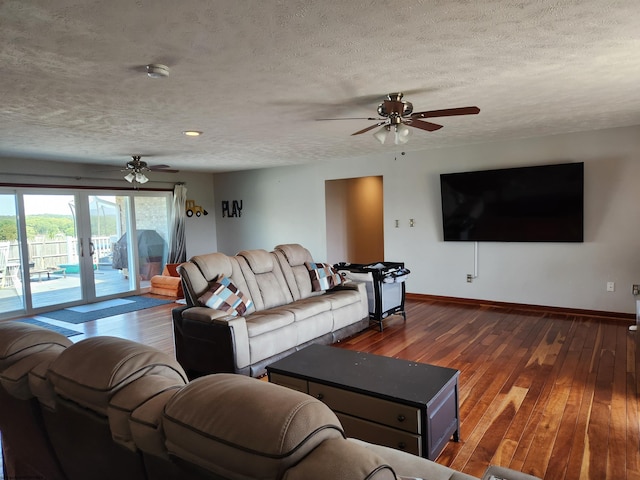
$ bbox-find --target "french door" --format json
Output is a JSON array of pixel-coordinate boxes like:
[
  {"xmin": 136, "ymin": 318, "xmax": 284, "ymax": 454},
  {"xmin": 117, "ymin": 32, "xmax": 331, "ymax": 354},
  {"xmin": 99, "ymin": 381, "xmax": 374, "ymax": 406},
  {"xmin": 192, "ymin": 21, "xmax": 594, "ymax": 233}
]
[{"xmin": 0, "ymin": 188, "xmax": 171, "ymax": 319}]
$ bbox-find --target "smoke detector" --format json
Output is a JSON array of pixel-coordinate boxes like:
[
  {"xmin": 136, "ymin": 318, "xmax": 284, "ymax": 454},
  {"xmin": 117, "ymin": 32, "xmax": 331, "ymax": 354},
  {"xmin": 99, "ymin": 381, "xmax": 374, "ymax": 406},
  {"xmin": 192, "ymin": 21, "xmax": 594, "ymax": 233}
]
[{"xmin": 146, "ymin": 64, "xmax": 170, "ymax": 78}]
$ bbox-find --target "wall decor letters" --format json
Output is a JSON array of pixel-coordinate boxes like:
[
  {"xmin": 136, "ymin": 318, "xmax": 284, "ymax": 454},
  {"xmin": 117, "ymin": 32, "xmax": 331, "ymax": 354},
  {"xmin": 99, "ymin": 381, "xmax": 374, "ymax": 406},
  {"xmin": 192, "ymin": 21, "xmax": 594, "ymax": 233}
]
[{"xmin": 222, "ymin": 200, "xmax": 243, "ymax": 217}]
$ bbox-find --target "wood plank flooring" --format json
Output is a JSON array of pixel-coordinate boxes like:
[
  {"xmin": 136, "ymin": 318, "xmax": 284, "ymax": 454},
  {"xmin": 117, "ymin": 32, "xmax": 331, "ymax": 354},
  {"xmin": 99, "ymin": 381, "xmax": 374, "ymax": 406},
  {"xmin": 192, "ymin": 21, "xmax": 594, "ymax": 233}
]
[{"xmin": 6, "ymin": 296, "xmax": 640, "ymax": 479}]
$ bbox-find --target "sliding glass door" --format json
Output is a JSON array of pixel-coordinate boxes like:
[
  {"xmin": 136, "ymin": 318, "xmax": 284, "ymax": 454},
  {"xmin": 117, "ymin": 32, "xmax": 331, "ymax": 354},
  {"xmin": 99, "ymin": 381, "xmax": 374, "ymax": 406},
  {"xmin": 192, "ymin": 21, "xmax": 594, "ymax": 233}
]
[
  {"xmin": 0, "ymin": 194, "xmax": 23, "ymax": 312},
  {"xmin": 23, "ymin": 193, "xmax": 83, "ymax": 309},
  {"xmin": 0, "ymin": 188, "xmax": 171, "ymax": 319},
  {"xmin": 88, "ymin": 194, "xmax": 136, "ymax": 298}
]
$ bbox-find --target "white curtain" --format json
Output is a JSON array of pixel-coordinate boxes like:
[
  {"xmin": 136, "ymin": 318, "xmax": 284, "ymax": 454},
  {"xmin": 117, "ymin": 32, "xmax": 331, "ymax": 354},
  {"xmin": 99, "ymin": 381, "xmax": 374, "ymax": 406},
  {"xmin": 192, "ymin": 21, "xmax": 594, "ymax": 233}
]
[{"xmin": 168, "ymin": 183, "xmax": 187, "ymax": 264}]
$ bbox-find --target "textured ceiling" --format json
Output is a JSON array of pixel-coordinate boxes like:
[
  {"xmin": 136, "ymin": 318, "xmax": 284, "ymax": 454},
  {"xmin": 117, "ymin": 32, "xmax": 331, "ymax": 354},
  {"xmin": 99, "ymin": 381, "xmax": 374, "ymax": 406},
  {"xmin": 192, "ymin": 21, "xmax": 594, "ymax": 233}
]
[{"xmin": 1, "ymin": 0, "xmax": 640, "ymax": 173}]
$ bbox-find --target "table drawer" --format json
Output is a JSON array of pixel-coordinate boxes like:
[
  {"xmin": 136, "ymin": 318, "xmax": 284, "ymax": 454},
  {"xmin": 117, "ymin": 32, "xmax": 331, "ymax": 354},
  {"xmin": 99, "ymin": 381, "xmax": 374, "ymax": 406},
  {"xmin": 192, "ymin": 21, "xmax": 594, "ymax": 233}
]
[
  {"xmin": 269, "ymin": 373, "xmax": 308, "ymax": 393},
  {"xmin": 309, "ymin": 382, "xmax": 421, "ymax": 434},
  {"xmin": 336, "ymin": 413, "xmax": 422, "ymax": 456}
]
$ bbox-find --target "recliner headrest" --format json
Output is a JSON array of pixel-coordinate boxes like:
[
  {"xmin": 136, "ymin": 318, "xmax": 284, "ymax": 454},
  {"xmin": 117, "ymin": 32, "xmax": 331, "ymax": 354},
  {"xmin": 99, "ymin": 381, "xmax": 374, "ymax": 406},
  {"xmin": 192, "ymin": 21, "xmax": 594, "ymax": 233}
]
[
  {"xmin": 237, "ymin": 249, "xmax": 274, "ymax": 274},
  {"xmin": 0, "ymin": 322, "xmax": 72, "ymax": 371},
  {"xmin": 162, "ymin": 374, "xmax": 344, "ymax": 480},
  {"xmin": 275, "ymin": 244, "xmax": 313, "ymax": 267},
  {"xmin": 48, "ymin": 336, "xmax": 187, "ymax": 416},
  {"xmin": 190, "ymin": 252, "xmax": 233, "ymax": 281}
]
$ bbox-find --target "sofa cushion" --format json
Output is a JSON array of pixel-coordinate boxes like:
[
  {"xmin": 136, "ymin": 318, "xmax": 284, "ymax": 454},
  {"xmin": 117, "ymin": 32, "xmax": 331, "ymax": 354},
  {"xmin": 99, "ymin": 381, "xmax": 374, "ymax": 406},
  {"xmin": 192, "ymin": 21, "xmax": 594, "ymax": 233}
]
[
  {"xmin": 162, "ymin": 374, "xmax": 344, "ymax": 480},
  {"xmin": 306, "ymin": 262, "xmax": 344, "ymax": 291},
  {"xmin": 198, "ymin": 276, "xmax": 253, "ymax": 316},
  {"xmin": 274, "ymin": 244, "xmax": 320, "ymax": 301},
  {"xmin": 245, "ymin": 308, "xmax": 295, "ymax": 337},
  {"xmin": 284, "ymin": 295, "xmax": 333, "ymax": 322},
  {"xmin": 238, "ymin": 250, "xmax": 293, "ymax": 310}
]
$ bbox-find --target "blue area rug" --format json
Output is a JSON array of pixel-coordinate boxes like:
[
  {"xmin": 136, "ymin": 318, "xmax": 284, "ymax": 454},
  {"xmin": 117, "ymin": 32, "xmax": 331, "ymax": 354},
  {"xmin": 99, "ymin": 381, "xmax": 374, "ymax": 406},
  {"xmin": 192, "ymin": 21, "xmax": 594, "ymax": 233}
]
[
  {"xmin": 39, "ymin": 295, "xmax": 172, "ymax": 324},
  {"xmin": 17, "ymin": 318, "xmax": 82, "ymax": 337}
]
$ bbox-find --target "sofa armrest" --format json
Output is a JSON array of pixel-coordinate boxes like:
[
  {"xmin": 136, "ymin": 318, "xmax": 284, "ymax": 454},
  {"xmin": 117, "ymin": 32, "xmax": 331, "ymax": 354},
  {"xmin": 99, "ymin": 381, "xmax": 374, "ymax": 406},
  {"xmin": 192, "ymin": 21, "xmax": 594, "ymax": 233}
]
[
  {"xmin": 331, "ymin": 280, "xmax": 360, "ymax": 291},
  {"xmin": 176, "ymin": 306, "xmax": 250, "ymax": 373},
  {"xmin": 182, "ymin": 305, "xmax": 234, "ymax": 323},
  {"xmin": 330, "ymin": 281, "xmax": 369, "ymax": 320},
  {"xmin": 332, "ymin": 280, "xmax": 367, "ymax": 298}
]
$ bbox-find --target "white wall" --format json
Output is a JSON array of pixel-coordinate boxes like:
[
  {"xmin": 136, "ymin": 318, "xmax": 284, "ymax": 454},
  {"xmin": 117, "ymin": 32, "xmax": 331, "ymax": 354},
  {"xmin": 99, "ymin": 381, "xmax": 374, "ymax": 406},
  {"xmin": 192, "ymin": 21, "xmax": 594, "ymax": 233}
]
[
  {"xmin": 213, "ymin": 125, "xmax": 640, "ymax": 314},
  {"xmin": 179, "ymin": 178, "xmax": 217, "ymax": 257}
]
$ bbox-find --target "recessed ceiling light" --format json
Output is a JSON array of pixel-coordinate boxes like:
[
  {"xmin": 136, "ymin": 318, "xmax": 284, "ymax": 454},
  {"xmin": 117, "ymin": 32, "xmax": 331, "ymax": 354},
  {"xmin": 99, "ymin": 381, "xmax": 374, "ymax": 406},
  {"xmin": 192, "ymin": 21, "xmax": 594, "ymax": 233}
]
[{"xmin": 183, "ymin": 130, "xmax": 203, "ymax": 137}]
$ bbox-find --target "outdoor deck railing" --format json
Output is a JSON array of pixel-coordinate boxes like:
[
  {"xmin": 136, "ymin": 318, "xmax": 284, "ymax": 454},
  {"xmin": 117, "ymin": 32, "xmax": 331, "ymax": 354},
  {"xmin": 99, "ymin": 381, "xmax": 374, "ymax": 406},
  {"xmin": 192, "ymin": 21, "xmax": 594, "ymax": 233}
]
[{"xmin": 3, "ymin": 235, "xmax": 115, "ymax": 270}]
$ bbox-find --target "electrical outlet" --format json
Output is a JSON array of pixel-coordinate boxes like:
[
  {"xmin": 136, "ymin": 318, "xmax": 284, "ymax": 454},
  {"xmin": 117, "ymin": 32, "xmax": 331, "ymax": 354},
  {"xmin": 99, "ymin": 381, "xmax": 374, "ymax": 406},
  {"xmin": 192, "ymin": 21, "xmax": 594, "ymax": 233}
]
[
  {"xmin": 606, "ymin": 281, "xmax": 615, "ymax": 292},
  {"xmin": 466, "ymin": 274, "xmax": 472, "ymax": 283},
  {"xmin": 633, "ymin": 284, "xmax": 639, "ymax": 296}
]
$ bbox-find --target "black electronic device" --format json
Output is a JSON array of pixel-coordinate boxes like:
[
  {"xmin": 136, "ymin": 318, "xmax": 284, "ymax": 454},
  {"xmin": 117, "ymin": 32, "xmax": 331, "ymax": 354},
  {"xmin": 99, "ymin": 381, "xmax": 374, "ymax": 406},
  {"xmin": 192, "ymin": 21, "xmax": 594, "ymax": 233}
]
[{"xmin": 439, "ymin": 162, "xmax": 584, "ymax": 242}]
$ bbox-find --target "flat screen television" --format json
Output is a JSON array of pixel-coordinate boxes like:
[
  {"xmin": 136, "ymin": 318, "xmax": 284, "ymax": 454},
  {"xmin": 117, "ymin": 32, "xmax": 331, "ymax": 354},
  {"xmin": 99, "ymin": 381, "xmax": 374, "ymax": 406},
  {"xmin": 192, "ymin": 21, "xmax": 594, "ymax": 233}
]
[{"xmin": 440, "ymin": 162, "xmax": 584, "ymax": 242}]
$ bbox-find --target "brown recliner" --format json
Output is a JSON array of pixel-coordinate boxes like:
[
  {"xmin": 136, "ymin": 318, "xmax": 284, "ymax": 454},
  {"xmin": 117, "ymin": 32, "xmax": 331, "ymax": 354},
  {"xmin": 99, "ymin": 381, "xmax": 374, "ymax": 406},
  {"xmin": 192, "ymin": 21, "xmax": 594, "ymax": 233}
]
[
  {"xmin": 0, "ymin": 322, "xmax": 71, "ymax": 480},
  {"xmin": 40, "ymin": 335, "xmax": 189, "ymax": 480},
  {"xmin": 0, "ymin": 321, "xmax": 542, "ymax": 480}
]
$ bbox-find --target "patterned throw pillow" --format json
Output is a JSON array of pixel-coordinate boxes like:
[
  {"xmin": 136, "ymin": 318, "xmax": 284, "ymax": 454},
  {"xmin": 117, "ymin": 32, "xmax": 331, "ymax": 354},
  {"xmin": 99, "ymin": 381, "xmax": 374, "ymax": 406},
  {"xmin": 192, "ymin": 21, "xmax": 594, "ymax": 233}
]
[
  {"xmin": 198, "ymin": 276, "xmax": 253, "ymax": 316},
  {"xmin": 305, "ymin": 262, "xmax": 344, "ymax": 292}
]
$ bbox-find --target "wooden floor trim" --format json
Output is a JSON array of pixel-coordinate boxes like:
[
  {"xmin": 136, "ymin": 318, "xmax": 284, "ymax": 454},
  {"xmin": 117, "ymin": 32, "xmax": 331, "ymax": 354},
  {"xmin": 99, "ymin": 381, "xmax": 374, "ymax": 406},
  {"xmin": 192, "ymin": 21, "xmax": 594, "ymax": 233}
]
[{"xmin": 406, "ymin": 292, "xmax": 636, "ymax": 322}]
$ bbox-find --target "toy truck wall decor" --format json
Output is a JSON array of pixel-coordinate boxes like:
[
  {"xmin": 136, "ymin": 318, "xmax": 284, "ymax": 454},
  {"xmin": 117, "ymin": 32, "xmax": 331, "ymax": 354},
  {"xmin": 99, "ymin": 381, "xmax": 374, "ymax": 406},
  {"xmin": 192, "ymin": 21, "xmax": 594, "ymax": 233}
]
[{"xmin": 185, "ymin": 200, "xmax": 208, "ymax": 217}]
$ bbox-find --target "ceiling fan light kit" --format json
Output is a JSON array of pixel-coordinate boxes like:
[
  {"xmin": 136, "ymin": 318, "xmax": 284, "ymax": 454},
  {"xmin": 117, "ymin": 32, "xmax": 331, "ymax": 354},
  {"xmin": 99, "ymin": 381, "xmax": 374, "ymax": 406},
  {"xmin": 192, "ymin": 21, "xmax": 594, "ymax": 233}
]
[
  {"xmin": 119, "ymin": 155, "xmax": 179, "ymax": 184},
  {"xmin": 135, "ymin": 172, "xmax": 149, "ymax": 184},
  {"xmin": 123, "ymin": 155, "xmax": 150, "ymax": 184},
  {"xmin": 373, "ymin": 124, "xmax": 411, "ymax": 145}
]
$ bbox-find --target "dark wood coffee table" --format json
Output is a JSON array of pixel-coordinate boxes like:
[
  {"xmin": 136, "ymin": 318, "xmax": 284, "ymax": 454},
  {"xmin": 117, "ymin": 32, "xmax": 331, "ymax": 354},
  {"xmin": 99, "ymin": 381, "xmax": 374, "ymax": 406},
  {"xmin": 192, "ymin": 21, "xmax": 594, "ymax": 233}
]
[{"xmin": 266, "ymin": 344, "xmax": 460, "ymax": 460}]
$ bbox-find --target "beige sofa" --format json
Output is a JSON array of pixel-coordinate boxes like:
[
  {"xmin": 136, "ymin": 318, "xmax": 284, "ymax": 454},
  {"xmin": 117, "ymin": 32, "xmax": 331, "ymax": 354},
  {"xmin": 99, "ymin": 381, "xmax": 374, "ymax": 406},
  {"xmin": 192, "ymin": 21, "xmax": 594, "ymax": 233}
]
[
  {"xmin": 0, "ymin": 321, "xmax": 541, "ymax": 480},
  {"xmin": 173, "ymin": 244, "xmax": 370, "ymax": 378}
]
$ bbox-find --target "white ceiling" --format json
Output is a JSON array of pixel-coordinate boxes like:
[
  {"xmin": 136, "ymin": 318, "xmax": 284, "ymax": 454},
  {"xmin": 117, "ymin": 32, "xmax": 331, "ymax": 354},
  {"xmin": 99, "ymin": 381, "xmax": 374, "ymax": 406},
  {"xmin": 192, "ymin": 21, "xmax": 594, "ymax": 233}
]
[{"xmin": 1, "ymin": 0, "xmax": 640, "ymax": 173}]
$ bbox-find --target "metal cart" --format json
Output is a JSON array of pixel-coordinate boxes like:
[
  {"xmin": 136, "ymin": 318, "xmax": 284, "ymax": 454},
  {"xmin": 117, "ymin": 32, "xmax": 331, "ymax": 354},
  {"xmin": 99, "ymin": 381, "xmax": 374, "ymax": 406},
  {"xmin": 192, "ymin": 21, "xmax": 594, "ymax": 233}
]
[{"xmin": 336, "ymin": 262, "xmax": 410, "ymax": 331}]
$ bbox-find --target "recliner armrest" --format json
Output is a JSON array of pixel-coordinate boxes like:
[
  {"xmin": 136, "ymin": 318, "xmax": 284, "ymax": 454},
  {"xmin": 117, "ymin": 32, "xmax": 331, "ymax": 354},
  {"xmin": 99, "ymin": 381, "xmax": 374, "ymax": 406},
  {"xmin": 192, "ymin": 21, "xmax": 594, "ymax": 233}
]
[
  {"xmin": 180, "ymin": 307, "xmax": 250, "ymax": 370},
  {"xmin": 182, "ymin": 306, "xmax": 234, "ymax": 323}
]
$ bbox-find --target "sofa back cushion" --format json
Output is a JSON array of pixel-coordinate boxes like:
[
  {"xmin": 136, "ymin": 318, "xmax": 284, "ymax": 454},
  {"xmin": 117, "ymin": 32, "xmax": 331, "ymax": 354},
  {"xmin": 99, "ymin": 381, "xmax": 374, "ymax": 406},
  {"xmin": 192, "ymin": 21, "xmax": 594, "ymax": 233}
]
[
  {"xmin": 162, "ymin": 374, "xmax": 344, "ymax": 480},
  {"xmin": 180, "ymin": 253, "xmax": 254, "ymax": 313},
  {"xmin": 48, "ymin": 336, "xmax": 188, "ymax": 416},
  {"xmin": 237, "ymin": 249, "xmax": 293, "ymax": 311},
  {"xmin": 274, "ymin": 244, "xmax": 322, "ymax": 301},
  {"xmin": 0, "ymin": 322, "xmax": 72, "ymax": 371}
]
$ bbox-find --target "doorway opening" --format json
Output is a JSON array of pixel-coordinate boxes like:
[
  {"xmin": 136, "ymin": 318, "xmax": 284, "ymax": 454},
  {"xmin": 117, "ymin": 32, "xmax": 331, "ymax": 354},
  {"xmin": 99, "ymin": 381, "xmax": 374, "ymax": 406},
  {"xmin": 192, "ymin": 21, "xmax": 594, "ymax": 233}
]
[{"xmin": 325, "ymin": 176, "xmax": 384, "ymax": 264}]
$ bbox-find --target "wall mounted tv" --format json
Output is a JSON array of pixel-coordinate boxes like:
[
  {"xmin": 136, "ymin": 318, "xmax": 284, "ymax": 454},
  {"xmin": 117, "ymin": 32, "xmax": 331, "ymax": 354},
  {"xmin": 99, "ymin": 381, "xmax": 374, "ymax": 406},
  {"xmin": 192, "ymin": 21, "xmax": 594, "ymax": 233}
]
[{"xmin": 440, "ymin": 162, "xmax": 584, "ymax": 242}]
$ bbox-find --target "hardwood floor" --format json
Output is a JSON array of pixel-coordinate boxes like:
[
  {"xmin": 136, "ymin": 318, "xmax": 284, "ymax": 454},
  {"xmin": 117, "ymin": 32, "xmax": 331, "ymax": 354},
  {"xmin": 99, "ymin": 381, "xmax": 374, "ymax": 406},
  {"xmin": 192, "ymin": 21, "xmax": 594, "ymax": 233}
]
[{"xmin": 8, "ymin": 296, "xmax": 640, "ymax": 479}]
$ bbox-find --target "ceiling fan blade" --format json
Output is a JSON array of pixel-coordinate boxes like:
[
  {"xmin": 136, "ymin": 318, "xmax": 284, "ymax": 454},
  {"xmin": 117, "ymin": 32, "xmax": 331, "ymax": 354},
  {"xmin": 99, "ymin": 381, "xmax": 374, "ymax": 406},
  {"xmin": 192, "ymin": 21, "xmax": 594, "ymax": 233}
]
[
  {"xmin": 351, "ymin": 123, "xmax": 386, "ymax": 136},
  {"xmin": 149, "ymin": 164, "xmax": 179, "ymax": 173},
  {"xmin": 411, "ymin": 106, "xmax": 480, "ymax": 119},
  {"xmin": 407, "ymin": 119, "xmax": 443, "ymax": 132},
  {"xmin": 316, "ymin": 117, "xmax": 382, "ymax": 121}
]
